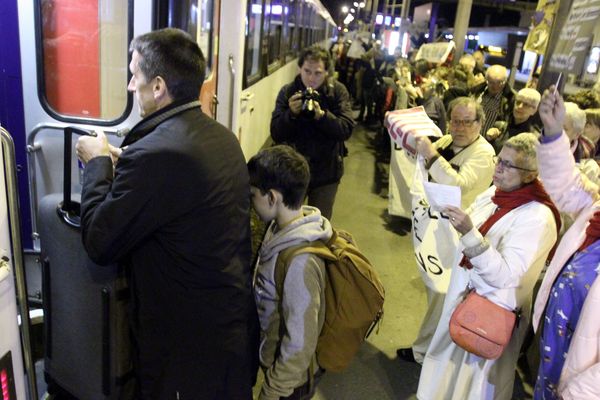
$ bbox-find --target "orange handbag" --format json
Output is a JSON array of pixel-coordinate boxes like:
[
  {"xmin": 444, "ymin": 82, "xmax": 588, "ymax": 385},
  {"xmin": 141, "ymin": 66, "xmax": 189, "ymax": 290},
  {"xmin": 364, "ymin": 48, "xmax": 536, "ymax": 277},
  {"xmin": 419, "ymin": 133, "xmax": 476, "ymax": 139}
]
[{"xmin": 449, "ymin": 289, "xmax": 519, "ymax": 360}]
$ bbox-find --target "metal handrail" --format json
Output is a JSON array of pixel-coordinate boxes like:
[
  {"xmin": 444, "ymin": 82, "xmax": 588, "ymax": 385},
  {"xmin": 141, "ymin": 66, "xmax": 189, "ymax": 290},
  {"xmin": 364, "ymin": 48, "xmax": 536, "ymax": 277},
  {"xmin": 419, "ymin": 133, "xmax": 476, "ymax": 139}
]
[
  {"xmin": 26, "ymin": 123, "xmax": 127, "ymax": 247},
  {"xmin": 1, "ymin": 126, "xmax": 38, "ymax": 400}
]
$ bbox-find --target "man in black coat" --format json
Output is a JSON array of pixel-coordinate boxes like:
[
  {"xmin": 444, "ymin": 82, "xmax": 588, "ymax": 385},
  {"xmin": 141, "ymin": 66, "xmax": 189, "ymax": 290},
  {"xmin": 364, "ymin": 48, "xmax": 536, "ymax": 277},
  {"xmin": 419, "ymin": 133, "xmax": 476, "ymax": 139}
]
[
  {"xmin": 76, "ymin": 28, "xmax": 256, "ymax": 399},
  {"xmin": 270, "ymin": 46, "xmax": 355, "ymax": 219}
]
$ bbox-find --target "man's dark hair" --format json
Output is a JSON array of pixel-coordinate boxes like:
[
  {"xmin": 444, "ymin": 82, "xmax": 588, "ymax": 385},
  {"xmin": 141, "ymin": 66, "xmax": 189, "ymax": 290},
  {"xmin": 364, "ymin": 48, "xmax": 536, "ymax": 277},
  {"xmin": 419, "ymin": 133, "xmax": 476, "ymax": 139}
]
[
  {"xmin": 298, "ymin": 46, "xmax": 331, "ymax": 72},
  {"xmin": 129, "ymin": 28, "xmax": 206, "ymax": 101},
  {"xmin": 247, "ymin": 145, "xmax": 310, "ymax": 210}
]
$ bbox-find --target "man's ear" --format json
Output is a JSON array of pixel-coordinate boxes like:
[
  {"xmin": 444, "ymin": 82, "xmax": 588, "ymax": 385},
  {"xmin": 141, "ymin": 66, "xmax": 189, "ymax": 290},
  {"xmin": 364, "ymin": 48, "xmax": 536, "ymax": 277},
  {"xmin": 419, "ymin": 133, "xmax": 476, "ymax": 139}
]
[{"xmin": 153, "ymin": 76, "xmax": 169, "ymax": 101}]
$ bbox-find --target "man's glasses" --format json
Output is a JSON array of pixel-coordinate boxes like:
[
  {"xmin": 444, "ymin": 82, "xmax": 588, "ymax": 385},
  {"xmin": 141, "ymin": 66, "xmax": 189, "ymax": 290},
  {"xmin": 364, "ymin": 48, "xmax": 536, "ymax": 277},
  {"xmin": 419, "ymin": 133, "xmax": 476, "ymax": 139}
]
[
  {"xmin": 487, "ymin": 78, "xmax": 506, "ymax": 86},
  {"xmin": 450, "ymin": 119, "xmax": 478, "ymax": 127},
  {"xmin": 493, "ymin": 156, "xmax": 537, "ymax": 172}
]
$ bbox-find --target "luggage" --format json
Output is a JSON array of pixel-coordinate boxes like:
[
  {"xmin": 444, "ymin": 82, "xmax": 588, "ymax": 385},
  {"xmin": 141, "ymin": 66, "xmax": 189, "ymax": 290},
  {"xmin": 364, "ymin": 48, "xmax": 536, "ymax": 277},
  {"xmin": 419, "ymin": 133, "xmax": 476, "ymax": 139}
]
[
  {"xmin": 274, "ymin": 229, "xmax": 385, "ymax": 372},
  {"xmin": 38, "ymin": 127, "xmax": 134, "ymax": 399}
]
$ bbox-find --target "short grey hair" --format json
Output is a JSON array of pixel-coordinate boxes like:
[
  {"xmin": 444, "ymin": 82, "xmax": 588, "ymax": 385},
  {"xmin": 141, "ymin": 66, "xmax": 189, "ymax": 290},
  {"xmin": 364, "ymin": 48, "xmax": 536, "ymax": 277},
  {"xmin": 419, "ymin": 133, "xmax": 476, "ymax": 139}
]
[
  {"xmin": 504, "ymin": 132, "xmax": 539, "ymax": 172},
  {"xmin": 447, "ymin": 96, "xmax": 485, "ymax": 126},
  {"xmin": 516, "ymin": 88, "xmax": 541, "ymax": 108},
  {"xmin": 564, "ymin": 102, "xmax": 586, "ymax": 135}
]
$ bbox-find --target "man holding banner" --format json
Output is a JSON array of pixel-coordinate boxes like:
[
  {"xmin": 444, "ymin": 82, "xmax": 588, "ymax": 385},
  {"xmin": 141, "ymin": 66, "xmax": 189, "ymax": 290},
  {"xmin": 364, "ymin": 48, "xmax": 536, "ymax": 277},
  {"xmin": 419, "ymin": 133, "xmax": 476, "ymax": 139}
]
[{"xmin": 394, "ymin": 97, "xmax": 495, "ymax": 364}]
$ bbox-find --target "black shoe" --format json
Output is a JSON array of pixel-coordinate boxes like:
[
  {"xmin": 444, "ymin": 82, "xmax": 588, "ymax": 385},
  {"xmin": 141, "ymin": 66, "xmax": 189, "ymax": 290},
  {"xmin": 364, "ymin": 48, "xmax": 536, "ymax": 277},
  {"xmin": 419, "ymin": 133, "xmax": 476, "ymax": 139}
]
[{"xmin": 396, "ymin": 347, "xmax": 417, "ymax": 363}]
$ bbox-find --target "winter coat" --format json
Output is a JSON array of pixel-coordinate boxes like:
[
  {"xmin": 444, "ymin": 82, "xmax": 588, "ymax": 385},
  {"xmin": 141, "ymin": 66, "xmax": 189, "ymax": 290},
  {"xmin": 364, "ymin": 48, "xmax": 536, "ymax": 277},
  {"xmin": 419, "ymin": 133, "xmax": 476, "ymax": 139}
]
[
  {"xmin": 533, "ymin": 133, "xmax": 600, "ymax": 400},
  {"xmin": 80, "ymin": 100, "xmax": 256, "ymax": 398},
  {"xmin": 271, "ymin": 75, "xmax": 355, "ymax": 188},
  {"xmin": 429, "ymin": 135, "xmax": 495, "ymax": 208},
  {"xmin": 418, "ymin": 185, "xmax": 557, "ymax": 400}
]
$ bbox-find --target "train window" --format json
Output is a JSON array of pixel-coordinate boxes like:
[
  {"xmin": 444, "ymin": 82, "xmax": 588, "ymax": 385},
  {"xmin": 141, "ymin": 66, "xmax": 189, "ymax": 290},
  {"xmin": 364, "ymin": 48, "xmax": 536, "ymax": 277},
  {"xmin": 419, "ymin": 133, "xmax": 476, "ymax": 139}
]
[
  {"xmin": 285, "ymin": 1, "xmax": 297, "ymax": 61},
  {"xmin": 39, "ymin": 0, "xmax": 131, "ymax": 121},
  {"xmin": 245, "ymin": 0, "xmax": 264, "ymax": 87},
  {"xmin": 266, "ymin": 2, "xmax": 283, "ymax": 68},
  {"xmin": 153, "ymin": 0, "xmax": 214, "ymax": 75}
]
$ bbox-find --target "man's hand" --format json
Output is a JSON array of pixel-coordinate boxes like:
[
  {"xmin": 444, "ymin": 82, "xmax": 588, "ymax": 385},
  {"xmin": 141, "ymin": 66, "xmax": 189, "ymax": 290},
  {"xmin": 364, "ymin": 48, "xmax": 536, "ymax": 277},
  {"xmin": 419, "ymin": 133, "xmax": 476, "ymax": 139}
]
[
  {"xmin": 415, "ymin": 135, "xmax": 438, "ymax": 160},
  {"xmin": 76, "ymin": 131, "xmax": 110, "ymax": 165},
  {"xmin": 314, "ymin": 101, "xmax": 326, "ymax": 120},
  {"xmin": 288, "ymin": 92, "xmax": 303, "ymax": 116},
  {"xmin": 538, "ymin": 85, "xmax": 565, "ymax": 137},
  {"xmin": 443, "ymin": 205, "xmax": 474, "ymax": 235},
  {"xmin": 486, "ymin": 127, "xmax": 501, "ymax": 140},
  {"xmin": 108, "ymin": 144, "xmax": 123, "ymax": 167}
]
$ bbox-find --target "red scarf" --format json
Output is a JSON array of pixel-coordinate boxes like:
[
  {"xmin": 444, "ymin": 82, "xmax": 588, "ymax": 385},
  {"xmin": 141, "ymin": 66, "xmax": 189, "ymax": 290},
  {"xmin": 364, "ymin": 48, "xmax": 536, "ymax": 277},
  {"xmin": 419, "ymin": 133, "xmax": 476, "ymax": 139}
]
[
  {"xmin": 578, "ymin": 211, "xmax": 600, "ymax": 252},
  {"xmin": 460, "ymin": 180, "xmax": 561, "ymax": 269}
]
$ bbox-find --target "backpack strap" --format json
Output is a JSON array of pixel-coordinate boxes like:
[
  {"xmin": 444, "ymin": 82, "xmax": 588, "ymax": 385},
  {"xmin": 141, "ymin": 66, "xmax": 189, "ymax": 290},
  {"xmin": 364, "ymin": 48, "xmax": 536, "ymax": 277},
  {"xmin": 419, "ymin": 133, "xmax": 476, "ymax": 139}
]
[{"xmin": 273, "ymin": 237, "xmax": 336, "ymax": 300}]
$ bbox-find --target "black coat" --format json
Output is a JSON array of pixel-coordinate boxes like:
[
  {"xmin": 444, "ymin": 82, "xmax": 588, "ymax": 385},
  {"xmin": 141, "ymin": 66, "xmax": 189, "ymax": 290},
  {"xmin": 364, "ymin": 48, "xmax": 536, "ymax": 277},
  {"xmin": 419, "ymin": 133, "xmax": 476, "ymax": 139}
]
[
  {"xmin": 270, "ymin": 76, "xmax": 355, "ymax": 187},
  {"xmin": 81, "ymin": 100, "xmax": 256, "ymax": 399}
]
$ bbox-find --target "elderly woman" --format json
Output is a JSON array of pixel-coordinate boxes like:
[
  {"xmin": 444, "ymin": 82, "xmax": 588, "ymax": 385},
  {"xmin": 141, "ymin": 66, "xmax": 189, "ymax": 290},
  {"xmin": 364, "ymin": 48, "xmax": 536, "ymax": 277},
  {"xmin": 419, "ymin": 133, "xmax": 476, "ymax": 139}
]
[
  {"xmin": 532, "ymin": 89, "xmax": 600, "ymax": 399},
  {"xmin": 417, "ymin": 132, "xmax": 560, "ymax": 399},
  {"xmin": 485, "ymin": 88, "xmax": 542, "ymax": 154}
]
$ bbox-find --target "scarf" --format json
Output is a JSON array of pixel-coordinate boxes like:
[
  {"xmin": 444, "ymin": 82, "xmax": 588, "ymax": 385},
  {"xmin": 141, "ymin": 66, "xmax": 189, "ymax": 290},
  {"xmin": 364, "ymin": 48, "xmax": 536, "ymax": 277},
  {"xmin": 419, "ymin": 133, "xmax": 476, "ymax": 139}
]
[
  {"xmin": 460, "ymin": 179, "xmax": 561, "ymax": 269},
  {"xmin": 578, "ymin": 211, "xmax": 600, "ymax": 252}
]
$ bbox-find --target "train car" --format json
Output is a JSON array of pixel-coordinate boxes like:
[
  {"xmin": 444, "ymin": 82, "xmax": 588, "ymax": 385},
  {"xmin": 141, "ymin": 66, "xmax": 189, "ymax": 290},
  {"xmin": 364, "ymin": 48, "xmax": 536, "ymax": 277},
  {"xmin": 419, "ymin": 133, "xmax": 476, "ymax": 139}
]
[{"xmin": 0, "ymin": 0, "xmax": 336, "ymax": 397}]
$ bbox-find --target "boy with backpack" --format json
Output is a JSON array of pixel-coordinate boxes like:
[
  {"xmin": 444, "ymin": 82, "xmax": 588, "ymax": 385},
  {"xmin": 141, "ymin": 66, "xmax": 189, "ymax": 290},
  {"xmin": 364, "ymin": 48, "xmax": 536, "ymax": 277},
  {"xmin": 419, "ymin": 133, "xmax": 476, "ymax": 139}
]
[{"xmin": 248, "ymin": 145, "xmax": 330, "ymax": 400}]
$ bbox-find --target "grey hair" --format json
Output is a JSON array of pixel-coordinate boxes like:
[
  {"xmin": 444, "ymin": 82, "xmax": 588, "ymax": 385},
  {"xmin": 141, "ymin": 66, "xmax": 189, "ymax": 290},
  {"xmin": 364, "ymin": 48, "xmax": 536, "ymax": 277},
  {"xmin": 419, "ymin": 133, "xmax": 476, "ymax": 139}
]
[
  {"xmin": 447, "ymin": 96, "xmax": 485, "ymax": 126},
  {"xmin": 564, "ymin": 102, "xmax": 587, "ymax": 135},
  {"xmin": 504, "ymin": 132, "xmax": 539, "ymax": 172}
]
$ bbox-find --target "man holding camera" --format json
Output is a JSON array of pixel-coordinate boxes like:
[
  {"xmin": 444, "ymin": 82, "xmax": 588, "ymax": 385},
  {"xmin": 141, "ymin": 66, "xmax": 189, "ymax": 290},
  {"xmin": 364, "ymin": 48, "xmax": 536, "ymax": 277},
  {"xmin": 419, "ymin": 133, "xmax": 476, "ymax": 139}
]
[{"xmin": 271, "ymin": 46, "xmax": 355, "ymax": 219}]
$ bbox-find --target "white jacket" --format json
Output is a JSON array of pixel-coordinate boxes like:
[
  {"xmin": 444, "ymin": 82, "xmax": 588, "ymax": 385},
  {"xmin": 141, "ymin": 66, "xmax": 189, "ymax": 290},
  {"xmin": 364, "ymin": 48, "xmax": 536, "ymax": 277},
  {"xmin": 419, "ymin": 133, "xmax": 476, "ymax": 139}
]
[{"xmin": 534, "ymin": 133, "xmax": 600, "ymax": 400}]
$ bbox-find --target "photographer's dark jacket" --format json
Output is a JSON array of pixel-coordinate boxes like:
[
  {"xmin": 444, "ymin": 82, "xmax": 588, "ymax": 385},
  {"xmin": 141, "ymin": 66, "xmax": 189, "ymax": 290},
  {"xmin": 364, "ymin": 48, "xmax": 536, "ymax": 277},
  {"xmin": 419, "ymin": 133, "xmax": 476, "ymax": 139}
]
[
  {"xmin": 271, "ymin": 75, "xmax": 355, "ymax": 187},
  {"xmin": 80, "ymin": 100, "xmax": 256, "ymax": 398}
]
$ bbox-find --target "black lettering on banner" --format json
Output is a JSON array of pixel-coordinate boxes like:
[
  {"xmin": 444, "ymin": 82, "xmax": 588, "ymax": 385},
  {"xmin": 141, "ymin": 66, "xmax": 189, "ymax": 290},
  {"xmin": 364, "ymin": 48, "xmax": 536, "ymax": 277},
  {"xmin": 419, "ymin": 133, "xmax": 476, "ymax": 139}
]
[
  {"xmin": 427, "ymin": 208, "xmax": 438, "ymax": 220},
  {"xmin": 427, "ymin": 255, "xmax": 444, "ymax": 275},
  {"xmin": 415, "ymin": 252, "xmax": 427, "ymax": 272}
]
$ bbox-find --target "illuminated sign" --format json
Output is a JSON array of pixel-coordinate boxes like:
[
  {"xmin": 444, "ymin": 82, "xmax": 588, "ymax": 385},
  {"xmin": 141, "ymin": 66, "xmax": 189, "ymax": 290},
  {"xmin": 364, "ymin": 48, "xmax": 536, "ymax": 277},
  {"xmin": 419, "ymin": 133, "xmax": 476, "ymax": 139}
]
[{"xmin": 0, "ymin": 352, "xmax": 15, "ymax": 400}]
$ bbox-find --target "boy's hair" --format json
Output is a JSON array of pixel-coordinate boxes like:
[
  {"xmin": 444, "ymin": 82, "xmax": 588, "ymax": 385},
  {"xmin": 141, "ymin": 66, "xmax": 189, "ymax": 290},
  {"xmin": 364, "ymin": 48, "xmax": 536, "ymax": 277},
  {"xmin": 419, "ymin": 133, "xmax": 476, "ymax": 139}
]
[{"xmin": 247, "ymin": 145, "xmax": 310, "ymax": 209}]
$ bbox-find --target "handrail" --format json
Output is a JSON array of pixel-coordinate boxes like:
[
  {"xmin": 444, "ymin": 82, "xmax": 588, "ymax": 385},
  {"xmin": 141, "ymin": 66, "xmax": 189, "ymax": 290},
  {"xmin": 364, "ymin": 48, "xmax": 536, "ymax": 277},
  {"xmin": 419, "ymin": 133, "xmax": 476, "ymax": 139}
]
[
  {"xmin": 26, "ymin": 123, "xmax": 127, "ymax": 248},
  {"xmin": 228, "ymin": 54, "xmax": 235, "ymax": 131},
  {"xmin": 1, "ymin": 126, "xmax": 38, "ymax": 400}
]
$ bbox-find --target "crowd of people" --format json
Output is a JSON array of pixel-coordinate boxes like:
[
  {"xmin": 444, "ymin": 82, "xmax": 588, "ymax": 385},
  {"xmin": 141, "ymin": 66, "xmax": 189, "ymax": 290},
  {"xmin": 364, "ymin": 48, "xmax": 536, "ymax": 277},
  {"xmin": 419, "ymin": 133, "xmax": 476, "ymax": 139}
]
[
  {"xmin": 328, "ymin": 32, "xmax": 600, "ymax": 400},
  {"xmin": 72, "ymin": 25, "xmax": 600, "ymax": 400}
]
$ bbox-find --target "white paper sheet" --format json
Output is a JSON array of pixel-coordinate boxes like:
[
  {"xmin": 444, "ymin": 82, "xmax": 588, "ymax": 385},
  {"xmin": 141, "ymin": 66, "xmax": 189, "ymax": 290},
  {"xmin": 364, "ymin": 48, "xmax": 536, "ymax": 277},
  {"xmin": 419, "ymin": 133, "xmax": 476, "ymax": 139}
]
[{"xmin": 422, "ymin": 181, "xmax": 461, "ymax": 212}]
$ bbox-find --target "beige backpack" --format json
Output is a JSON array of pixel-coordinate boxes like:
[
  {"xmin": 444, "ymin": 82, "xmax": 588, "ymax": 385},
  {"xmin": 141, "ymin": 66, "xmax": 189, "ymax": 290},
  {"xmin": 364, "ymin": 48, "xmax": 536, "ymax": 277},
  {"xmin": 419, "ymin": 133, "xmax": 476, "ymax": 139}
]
[{"xmin": 275, "ymin": 229, "xmax": 385, "ymax": 372}]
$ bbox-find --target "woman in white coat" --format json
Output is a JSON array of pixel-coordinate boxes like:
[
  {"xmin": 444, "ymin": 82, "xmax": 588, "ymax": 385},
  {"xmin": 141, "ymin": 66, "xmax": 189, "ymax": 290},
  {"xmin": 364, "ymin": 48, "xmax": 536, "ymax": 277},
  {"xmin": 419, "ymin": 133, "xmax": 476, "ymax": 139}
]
[
  {"xmin": 417, "ymin": 132, "xmax": 561, "ymax": 400},
  {"xmin": 532, "ymin": 87, "xmax": 600, "ymax": 400}
]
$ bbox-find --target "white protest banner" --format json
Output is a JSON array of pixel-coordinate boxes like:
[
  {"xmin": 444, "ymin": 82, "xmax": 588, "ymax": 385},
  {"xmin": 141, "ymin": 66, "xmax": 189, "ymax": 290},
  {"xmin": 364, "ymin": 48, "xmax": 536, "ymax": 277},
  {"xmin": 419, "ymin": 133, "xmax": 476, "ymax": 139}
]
[
  {"xmin": 410, "ymin": 156, "xmax": 459, "ymax": 293},
  {"xmin": 415, "ymin": 41, "xmax": 455, "ymax": 64},
  {"xmin": 388, "ymin": 142, "xmax": 416, "ymax": 218},
  {"xmin": 384, "ymin": 106, "xmax": 443, "ymax": 156}
]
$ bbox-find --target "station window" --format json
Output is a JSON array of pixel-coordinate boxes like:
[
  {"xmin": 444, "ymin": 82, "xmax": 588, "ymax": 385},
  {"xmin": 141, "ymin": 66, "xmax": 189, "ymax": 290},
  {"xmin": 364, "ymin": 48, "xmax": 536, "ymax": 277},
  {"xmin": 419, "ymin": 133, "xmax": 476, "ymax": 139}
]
[{"xmin": 39, "ymin": 0, "xmax": 130, "ymax": 121}]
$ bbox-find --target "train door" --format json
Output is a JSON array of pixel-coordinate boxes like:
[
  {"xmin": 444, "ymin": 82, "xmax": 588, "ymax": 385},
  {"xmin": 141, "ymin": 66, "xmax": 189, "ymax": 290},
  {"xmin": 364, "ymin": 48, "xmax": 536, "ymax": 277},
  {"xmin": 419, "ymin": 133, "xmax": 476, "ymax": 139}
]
[{"xmin": 17, "ymin": 0, "xmax": 149, "ymax": 252}]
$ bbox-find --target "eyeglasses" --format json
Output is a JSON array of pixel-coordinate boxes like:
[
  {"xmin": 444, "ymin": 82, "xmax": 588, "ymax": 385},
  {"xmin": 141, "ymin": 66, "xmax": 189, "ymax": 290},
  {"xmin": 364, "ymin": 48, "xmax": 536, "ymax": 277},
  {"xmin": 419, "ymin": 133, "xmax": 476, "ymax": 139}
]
[
  {"xmin": 450, "ymin": 119, "xmax": 478, "ymax": 127},
  {"xmin": 487, "ymin": 78, "xmax": 506, "ymax": 86},
  {"xmin": 515, "ymin": 99, "xmax": 537, "ymax": 108},
  {"xmin": 493, "ymin": 156, "xmax": 537, "ymax": 172}
]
